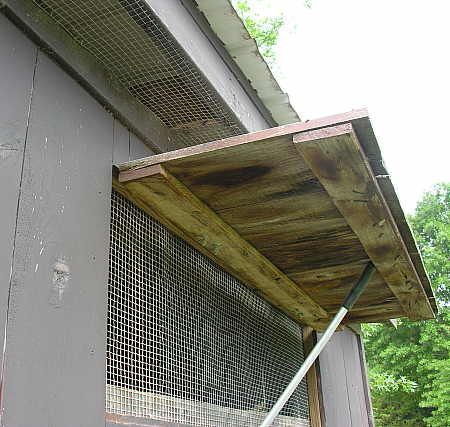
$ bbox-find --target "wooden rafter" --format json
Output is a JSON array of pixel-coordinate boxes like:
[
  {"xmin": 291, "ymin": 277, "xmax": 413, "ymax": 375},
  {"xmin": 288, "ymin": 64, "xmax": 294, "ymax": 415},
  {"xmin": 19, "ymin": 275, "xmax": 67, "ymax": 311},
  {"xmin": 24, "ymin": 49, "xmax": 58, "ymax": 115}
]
[
  {"xmin": 114, "ymin": 166, "xmax": 329, "ymax": 329},
  {"xmin": 116, "ymin": 110, "xmax": 436, "ymax": 325},
  {"xmin": 294, "ymin": 123, "xmax": 434, "ymax": 320}
]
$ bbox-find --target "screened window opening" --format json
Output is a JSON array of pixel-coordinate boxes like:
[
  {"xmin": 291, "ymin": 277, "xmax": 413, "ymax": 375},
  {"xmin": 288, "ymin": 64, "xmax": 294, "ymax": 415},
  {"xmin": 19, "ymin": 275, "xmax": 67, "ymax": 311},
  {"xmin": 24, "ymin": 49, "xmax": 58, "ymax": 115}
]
[{"xmin": 107, "ymin": 190, "xmax": 310, "ymax": 426}]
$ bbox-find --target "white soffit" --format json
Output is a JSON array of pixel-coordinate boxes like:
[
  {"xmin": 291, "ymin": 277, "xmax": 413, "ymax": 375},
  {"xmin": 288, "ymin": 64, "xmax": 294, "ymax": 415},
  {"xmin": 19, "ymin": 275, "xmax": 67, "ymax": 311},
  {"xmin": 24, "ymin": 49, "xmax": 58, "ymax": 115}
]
[{"xmin": 194, "ymin": 0, "xmax": 301, "ymax": 125}]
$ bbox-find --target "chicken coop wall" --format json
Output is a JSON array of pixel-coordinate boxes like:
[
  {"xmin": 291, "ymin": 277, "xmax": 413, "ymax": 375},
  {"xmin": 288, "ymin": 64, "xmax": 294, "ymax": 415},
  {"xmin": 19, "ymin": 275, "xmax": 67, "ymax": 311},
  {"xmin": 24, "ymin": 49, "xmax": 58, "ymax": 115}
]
[
  {"xmin": 0, "ymin": 13, "xmax": 157, "ymax": 426},
  {"xmin": 0, "ymin": 2, "xmax": 374, "ymax": 426}
]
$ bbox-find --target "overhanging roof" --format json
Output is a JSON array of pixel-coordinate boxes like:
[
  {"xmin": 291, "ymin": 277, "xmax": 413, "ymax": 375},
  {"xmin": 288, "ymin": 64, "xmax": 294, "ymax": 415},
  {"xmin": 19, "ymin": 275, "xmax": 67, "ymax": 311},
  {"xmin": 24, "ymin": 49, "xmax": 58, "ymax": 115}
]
[
  {"xmin": 193, "ymin": 0, "xmax": 301, "ymax": 125},
  {"xmin": 115, "ymin": 109, "xmax": 436, "ymax": 329}
]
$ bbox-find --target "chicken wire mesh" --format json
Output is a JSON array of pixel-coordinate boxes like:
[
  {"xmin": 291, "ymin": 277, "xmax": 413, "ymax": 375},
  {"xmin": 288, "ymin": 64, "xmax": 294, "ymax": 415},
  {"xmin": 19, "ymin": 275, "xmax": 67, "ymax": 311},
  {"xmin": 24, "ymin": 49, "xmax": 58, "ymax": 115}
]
[
  {"xmin": 32, "ymin": 0, "xmax": 245, "ymax": 148},
  {"xmin": 107, "ymin": 190, "xmax": 310, "ymax": 426}
]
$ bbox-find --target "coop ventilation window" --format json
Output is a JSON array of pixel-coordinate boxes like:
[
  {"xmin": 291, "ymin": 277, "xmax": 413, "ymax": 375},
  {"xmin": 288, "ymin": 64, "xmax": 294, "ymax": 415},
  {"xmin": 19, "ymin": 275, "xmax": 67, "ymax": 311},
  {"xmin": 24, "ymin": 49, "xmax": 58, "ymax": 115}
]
[
  {"xmin": 107, "ymin": 190, "xmax": 310, "ymax": 426},
  {"xmin": 32, "ymin": 0, "xmax": 245, "ymax": 148}
]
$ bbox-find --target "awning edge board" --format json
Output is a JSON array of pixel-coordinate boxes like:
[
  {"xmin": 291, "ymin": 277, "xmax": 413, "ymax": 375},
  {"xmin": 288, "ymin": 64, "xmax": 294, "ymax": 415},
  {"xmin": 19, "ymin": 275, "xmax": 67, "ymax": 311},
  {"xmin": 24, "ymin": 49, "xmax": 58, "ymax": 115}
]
[{"xmin": 293, "ymin": 123, "xmax": 434, "ymax": 320}]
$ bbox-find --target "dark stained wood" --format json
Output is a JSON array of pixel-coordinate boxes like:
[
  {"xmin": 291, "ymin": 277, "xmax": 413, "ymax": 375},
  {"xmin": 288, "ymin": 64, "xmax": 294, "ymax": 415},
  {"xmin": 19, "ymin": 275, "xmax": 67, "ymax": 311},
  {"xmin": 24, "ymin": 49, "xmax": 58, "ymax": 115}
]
[
  {"xmin": 294, "ymin": 124, "xmax": 434, "ymax": 320},
  {"xmin": 117, "ymin": 110, "xmax": 436, "ymax": 325},
  {"xmin": 291, "ymin": 267, "xmax": 399, "ymax": 314},
  {"xmin": 114, "ymin": 167, "xmax": 329, "ymax": 329}
]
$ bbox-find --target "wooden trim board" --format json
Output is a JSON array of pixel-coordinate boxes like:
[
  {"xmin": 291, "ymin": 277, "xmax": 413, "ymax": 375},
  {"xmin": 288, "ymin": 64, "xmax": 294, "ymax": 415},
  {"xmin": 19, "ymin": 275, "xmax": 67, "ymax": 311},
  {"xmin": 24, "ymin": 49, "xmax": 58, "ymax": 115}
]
[
  {"xmin": 118, "ymin": 109, "xmax": 370, "ymax": 182},
  {"xmin": 303, "ymin": 327, "xmax": 324, "ymax": 427},
  {"xmin": 114, "ymin": 167, "xmax": 329, "ymax": 329},
  {"xmin": 294, "ymin": 124, "xmax": 434, "ymax": 320}
]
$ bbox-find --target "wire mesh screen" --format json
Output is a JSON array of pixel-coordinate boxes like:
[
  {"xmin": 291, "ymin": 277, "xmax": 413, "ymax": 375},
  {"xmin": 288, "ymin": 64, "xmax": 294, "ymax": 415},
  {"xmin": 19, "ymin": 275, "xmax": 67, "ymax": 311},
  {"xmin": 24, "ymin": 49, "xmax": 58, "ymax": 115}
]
[
  {"xmin": 32, "ymin": 0, "xmax": 245, "ymax": 148},
  {"xmin": 107, "ymin": 190, "xmax": 310, "ymax": 426}
]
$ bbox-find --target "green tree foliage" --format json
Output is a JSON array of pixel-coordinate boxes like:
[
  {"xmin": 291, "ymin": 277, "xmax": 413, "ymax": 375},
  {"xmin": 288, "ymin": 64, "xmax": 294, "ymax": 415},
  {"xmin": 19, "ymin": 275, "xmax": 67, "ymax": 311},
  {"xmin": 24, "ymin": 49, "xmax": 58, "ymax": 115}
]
[
  {"xmin": 232, "ymin": 0, "xmax": 284, "ymax": 64},
  {"xmin": 363, "ymin": 183, "xmax": 450, "ymax": 427}
]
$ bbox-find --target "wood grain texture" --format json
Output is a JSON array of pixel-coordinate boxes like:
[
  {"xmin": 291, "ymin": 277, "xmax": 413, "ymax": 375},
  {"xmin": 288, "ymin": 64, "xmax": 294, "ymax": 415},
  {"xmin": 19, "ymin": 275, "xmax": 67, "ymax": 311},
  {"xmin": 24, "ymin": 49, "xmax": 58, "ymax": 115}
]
[
  {"xmin": 119, "ymin": 108, "xmax": 370, "ymax": 179},
  {"xmin": 294, "ymin": 124, "xmax": 434, "ymax": 320},
  {"xmin": 115, "ymin": 165, "xmax": 329, "ymax": 329},
  {"xmin": 117, "ymin": 112, "xmax": 435, "ymax": 324}
]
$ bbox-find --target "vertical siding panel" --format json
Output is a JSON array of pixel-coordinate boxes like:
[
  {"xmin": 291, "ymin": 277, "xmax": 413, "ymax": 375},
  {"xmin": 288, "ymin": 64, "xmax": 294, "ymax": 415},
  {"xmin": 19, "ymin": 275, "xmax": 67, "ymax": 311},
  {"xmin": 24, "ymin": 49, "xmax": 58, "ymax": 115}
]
[
  {"xmin": 0, "ymin": 15, "xmax": 37, "ymax": 376},
  {"xmin": 319, "ymin": 330, "xmax": 372, "ymax": 427},
  {"xmin": 319, "ymin": 333, "xmax": 352, "ymax": 426},
  {"xmin": 341, "ymin": 332, "xmax": 370, "ymax": 427},
  {"xmin": 129, "ymin": 133, "xmax": 154, "ymax": 160},
  {"xmin": 2, "ymin": 51, "xmax": 113, "ymax": 427},
  {"xmin": 113, "ymin": 119, "xmax": 130, "ymax": 164}
]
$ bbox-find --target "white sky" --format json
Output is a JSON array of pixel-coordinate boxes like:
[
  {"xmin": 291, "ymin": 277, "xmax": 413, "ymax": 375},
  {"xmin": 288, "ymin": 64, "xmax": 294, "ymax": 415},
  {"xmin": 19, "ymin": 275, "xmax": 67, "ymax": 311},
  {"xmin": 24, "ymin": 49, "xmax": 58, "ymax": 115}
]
[{"xmin": 259, "ymin": 0, "xmax": 450, "ymax": 213}]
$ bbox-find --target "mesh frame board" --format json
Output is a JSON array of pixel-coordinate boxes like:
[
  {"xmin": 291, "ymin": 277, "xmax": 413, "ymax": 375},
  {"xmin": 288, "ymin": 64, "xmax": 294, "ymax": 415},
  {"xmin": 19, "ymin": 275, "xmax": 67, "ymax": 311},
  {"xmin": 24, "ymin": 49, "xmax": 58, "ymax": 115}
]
[
  {"xmin": 32, "ymin": 0, "xmax": 246, "ymax": 148},
  {"xmin": 107, "ymin": 190, "xmax": 310, "ymax": 426}
]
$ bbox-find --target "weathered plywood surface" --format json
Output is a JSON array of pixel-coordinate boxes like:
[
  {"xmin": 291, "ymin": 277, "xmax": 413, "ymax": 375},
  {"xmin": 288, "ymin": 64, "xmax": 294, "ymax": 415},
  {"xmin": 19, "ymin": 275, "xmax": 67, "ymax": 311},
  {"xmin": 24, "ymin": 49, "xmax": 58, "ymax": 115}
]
[
  {"xmin": 2, "ymin": 51, "xmax": 113, "ymax": 427},
  {"xmin": 118, "ymin": 110, "xmax": 435, "ymax": 324},
  {"xmin": 294, "ymin": 124, "xmax": 433, "ymax": 320},
  {"xmin": 0, "ymin": 14, "xmax": 38, "ymax": 386},
  {"xmin": 113, "ymin": 166, "xmax": 328, "ymax": 329}
]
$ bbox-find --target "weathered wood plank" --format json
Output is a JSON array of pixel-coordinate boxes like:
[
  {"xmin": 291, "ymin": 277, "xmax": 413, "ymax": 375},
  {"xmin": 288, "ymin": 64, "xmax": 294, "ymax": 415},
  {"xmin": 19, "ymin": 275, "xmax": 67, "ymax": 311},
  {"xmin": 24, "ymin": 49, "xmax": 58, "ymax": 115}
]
[
  {"xmin": 117, "ymin": 111, "xmax": 434, "ymax": 323},
  {"xmin": 119, "ymin": 108, "xmax": 370, "ymax": 179},
  {"xmin": 291, "ymin": 267, "xmax": 399, "ymax": 315},
  {"xmin": 260, "ymin": 229, "xmax": 367, "ymax": 275},
  {"xmin": 294, "ymin": 123, "xmax": 434, "ymax": 320},
  {"xmin": 116, "ymin": 165, "xmax": 329, "ymax": 329}
]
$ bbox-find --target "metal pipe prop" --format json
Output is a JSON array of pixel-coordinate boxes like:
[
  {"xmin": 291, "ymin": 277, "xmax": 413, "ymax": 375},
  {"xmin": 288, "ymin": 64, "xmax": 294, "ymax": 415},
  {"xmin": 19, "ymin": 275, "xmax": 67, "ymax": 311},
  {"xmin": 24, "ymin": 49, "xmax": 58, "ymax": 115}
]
[{"xmin": 260, "ymin": 262, "xmax": 376, "ymax": 427}]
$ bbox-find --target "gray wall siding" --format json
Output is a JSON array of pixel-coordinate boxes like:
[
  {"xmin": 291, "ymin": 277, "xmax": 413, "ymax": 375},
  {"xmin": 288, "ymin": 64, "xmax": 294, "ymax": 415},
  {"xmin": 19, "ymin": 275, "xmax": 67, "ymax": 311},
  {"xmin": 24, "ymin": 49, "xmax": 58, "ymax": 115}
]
[
  {"xmin": 0, "ymin": 16, "xmax": 155, "ymax": 427},
  {"xmin": 1, "ymin": 48, "xmax": 114, "ymax": 427},
  {"xmin": 0, "ymin": 14, "xmax": 38, "ymax": 381},
  {"xmin": 113, "ymin": 119, "xmax": 154, "ymax": 164},
  {"xmin": 319, "ymin": 329, "xmax": 371, "ymax": 427}
]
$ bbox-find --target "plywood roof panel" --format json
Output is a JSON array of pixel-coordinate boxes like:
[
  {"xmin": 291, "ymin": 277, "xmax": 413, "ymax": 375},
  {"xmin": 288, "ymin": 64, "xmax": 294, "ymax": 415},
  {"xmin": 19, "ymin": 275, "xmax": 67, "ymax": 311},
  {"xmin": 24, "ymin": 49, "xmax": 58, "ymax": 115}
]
[{"xmin": 116, "ymin": 109, "xmax": 436, "ymax": 328}]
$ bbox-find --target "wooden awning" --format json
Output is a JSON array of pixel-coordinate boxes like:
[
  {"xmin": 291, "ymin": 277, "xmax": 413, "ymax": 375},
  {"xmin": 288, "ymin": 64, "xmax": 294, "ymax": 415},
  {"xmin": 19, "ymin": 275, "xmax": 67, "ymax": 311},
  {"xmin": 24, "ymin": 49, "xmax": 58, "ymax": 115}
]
[{"xmin": 114, "ymin": 109, "xmax": 436, "ymax": 330}]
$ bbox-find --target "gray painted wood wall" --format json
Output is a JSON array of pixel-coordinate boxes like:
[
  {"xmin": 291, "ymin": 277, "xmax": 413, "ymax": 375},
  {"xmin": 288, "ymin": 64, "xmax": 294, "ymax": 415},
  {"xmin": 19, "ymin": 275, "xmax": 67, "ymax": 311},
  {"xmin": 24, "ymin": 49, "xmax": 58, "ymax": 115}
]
[
  {"xmin": 1, "ymin": 10, "xmax": 373, "ymax": 427},
  {"xmin": 318, "ymin": 329, "xmax": 374, "ymax": 427},
  {"xmin": 0, "ymin": 14, "xmax": 153, "ymax": 427}
]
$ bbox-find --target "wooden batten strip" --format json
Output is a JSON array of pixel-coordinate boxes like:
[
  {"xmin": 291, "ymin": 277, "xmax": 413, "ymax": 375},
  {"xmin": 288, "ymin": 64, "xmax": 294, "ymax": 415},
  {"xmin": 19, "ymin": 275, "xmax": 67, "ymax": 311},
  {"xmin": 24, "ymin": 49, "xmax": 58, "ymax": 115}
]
[
  {"xmin": 303, "ymin": 327, "xmax": 324, "ymax": 427},
  {"xmin": 116, "ymin": 165, "xmax": 329, "ymax": 329},
  {"xmin": 294, "ymin": 123, "xmax": 434, "ymax": 320}
]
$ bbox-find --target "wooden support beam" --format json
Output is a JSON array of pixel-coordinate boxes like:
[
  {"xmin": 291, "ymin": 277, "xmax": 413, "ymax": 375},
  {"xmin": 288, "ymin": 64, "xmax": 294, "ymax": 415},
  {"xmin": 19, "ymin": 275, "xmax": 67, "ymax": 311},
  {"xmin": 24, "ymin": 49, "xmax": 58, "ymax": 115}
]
[
  {"xmin": 115, "ymin": 166, "xmax": 329, "ymax": 329},
  {"xmin": 294, "ymin": 123, "xmax": 434, "ymax": 320},
  {"xmin": 303, "ymin": 327, "xmax": 324, "ymax": 427}
]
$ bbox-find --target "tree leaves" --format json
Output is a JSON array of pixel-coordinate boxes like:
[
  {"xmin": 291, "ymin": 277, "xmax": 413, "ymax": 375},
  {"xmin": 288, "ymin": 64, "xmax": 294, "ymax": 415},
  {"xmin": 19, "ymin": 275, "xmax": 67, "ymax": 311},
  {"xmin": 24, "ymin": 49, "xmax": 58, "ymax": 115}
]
[
  {"xmin": 232, "ymin": 0, "xmax": 284, "ymax": 64},
  {"xmin": 363, "ymin": 183, "xmax": 450, "ymax": 427}
]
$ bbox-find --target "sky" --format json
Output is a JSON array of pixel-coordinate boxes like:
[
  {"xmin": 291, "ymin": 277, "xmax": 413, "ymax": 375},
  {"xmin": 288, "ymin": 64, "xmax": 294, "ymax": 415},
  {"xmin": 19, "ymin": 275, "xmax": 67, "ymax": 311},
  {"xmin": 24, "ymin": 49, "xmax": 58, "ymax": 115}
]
[{"xmin": 256, "ymin": 0, "xmax": 450, "ymax": 213}]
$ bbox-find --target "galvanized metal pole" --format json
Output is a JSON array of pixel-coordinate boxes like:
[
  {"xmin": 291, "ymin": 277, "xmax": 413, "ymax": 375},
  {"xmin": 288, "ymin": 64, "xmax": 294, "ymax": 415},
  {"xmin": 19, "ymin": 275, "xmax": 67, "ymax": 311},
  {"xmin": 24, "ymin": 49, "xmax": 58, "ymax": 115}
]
[{"xmin": 260, "ymin": 262, "xmax": 376, "ymax": 427}]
